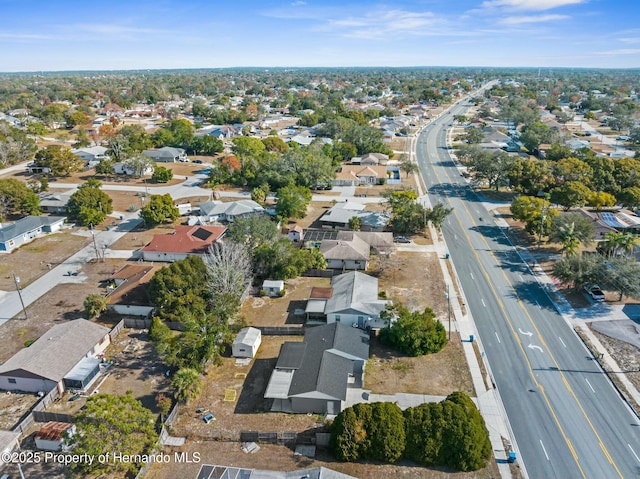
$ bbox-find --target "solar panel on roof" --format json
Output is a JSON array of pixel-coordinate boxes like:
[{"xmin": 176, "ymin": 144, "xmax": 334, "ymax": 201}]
[
  {"xmin": 193, "ymin": 228, "xmax": 214, "ymax": 241},
  {"xmin": 601, "ymin": 212, "xmax": 627, "ymax": 229},
  {"xmin": 197, "ymin": 465, "xmax": 214, "ymax": 479}
]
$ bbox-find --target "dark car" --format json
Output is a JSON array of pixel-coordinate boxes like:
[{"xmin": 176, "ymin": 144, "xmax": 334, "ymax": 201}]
[{"xmin": 193, "ymin": 159, "xmax": 203, "ymax": 164}]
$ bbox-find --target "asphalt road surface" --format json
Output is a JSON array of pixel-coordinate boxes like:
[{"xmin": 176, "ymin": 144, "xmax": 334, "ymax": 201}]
[{"xmin": 416, "ymin": 97, "xmax": 640, "ymax": 479}]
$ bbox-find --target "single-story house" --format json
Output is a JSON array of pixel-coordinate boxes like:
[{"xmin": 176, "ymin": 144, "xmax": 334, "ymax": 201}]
[
  {"xmin": 35, "ymin": 422, "xmax": 76, "ymax": 451},
  {"xmin": 0, "ymin": 216, "xmax": 66, "ymax": 253},
  {"xmin": 232, "ymin": 327, "xmax": 262, "ymax": 359},
  {"xmin": 319, "ymin": 202, "xmax": 389, "ymax": 231},
  {"xmin": 39, "ymin": 191, "xmax": 74, "ymax": 214},
  {"xmin": 26, "ymin": 162, "xmax": 51, "ymax": 174},
  {"xmin": 72, "ymin": 146, "xmax": 108, "ymax": 164},
  {"xmin": 0, "ymin": 430, "xmax": 20, "ymax": 466},
  {"xmin": 198, "ymin": 200, "xmax": 266, "ymax": 223},
  {"xmin": 106, "ymin": 264, "xmax": 160, "ymax": 317},
  {"xmin": 305, "ymin": 271, "xmax": 391, "ymax": 329},
  {"xmin": 141, "ymin": 146, "xmax": 187, "ymax": 163},
  {"xmin": 334, "ymin": 165, "xmax": 389, "ymax": 186},
  {"xmin": 0, "ymin": 319, "xmax": 111, "ymax": 394},
  {"xmin": 262, "ymin": 280, "xmax": 285, "ymax": 297},
  {"xmin": 264, "ymin": 322, "xmax": 369, "ymax": 414},
  {"xmin": 140, "ymin": 225, "xmax": 226, "ymax": 262},
  {"xmin": 351, "ymin": 152, "xmax": 389, "ymax": 165},
  {"xmin": 113, "ymin": 161, "xmax": 153, "ymax": 176},
  {"xmin": 196, "ymin": 465, "xmax": 357, "ymax": 479},
  {"xmin": 320, "ymin": 234, "xmax": 370, "ymax": 270}
]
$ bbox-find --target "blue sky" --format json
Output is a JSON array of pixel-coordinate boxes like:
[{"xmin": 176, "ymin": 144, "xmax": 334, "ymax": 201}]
[{"xmin": 0, "ymin": 0, "xmax": 639, "ymax": 71}]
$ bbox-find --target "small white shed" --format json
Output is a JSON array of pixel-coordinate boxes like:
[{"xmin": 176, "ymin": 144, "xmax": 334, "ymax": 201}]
[
  {"xmin": 35, "ymin": 422, "xmax": 76, "ymax": 451},
  {"xmin": 262, "ymin": 280, "xmax": 285, "ymax": 297},
  {"xmin": 232, "ymin": 327, "xmax": 262, "ymax": 358}
]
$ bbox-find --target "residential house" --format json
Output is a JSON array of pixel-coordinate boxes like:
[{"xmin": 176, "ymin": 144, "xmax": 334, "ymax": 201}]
[
  {"xmin": 141, "ymin": 225, "xmax": 226, "ymax": 262},
  {"xmin": 0, "ymin": 216, "xmax": 66, "ymax": 253},
  {"xmin": 320, "ymin": 234, "xmax": 370, "ymax": 270},
  {"xmin": 0, "ymin": 319, "xmax": 111, "ymax": 394},
  {"xmin": 305, "ymin": 271, "xmax": 391, "ymax": 329},
  {"xmin": 206, "ymin": 125, "xmax": 240, "ymax": 140},
  {"xmin": 232, "ymin": 327, "xmax": 262, "ymax": 359},
  {"xmin": 26, "ymin": 162, "xmax": 51, "ymax": 174},
  {"xmin": 106, "ymin": 264, "xmax": 160, "ymax": 317},
  {"xmin": 113, "ymin": 161, "xmax": 153, "ymax": 176},
  {"xmin": 141, "ymin": 146, "xmax": 187, "ymax": 163},
  {"xmin": 0, "ymin": 430, "xmax": 20, "ymax": 466},
  {"xmin": 264, "ymin": 322, "xmax": 369, "ymax": 414},
  {"xmin": 39, "ymin": 191, "xmax": 74, "ymax": 214},
  {"xmin": 350, "ymin": 152, "xmax": 389, "ymax": 166},
  {"xmin": 195, "ymin": 465, "xmax": 357, "ymax": 479},
  {"xmin": 72, "ymin": 146, "xmax": 108, "ymax": 165},
  {"xmin": 198, "ymin": 200, "xmax": 266, "ymax": 223},
  {"xmin": 262, "ymin": 280, "xmax": 285, "ymax": 297},
  {"xmin": 287, "ymin": 224, "xmax": 304, "ymax": 242},
  {"xmin": 319, "ymin": 202, "xmax": 389, "ymax": 231},
  {"xmin": 574, "ymin": 208, "xmax": 640, "ymax": 238},
  {"xmin": 35, "ymin": 422, "xmax": 76, "ymax": 452},
  {"xmin": 334, "ymin": 165, "xmax": 388, "ymax": 186},
  {"xmin": 566, "ymin": 138, "xmax": 590, "ymax": 151}
]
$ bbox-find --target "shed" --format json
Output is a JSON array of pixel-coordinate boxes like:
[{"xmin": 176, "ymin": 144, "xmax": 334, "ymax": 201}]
[
  {"xmin": 262, "ymin": 280, "xmax": 285, "ymax": 297},
  {"xmin": 232, "ymin": 327, "xmax": 262, "ymax": 358},
  {"xmin": 35, "ymin": 422, "xmax": 76, "ymax": 451}
]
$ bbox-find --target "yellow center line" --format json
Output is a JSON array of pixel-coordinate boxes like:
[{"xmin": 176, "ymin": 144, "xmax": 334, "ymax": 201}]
[{"xmin": 423, "ymin": 137, "xmax": 623, "ymax": 479}]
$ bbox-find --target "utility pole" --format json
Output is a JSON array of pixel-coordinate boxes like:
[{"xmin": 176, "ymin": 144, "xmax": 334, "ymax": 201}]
[
  {"xmin": 13, "ymin": 272, "xmax": 27, "ymax": 320},
  {"xmin": 90, "ymin": 225, "xmax": 100, "ymax": 262}
]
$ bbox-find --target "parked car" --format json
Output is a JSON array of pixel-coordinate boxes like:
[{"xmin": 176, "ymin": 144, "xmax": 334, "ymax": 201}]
[
  {"xmin": 202, "ymin": 412, "xmax": 216, "ymax": 423},
  {"xmin": 583, "ymin": 283, "xmax": 605, "ymax": 302},
  {"xmin": 193, "ymin": 159, "xmax": 203, "ymax": 164},
  {"xmin": 394, "ymin": 236, "xmax": 411, "ymax": 244}
]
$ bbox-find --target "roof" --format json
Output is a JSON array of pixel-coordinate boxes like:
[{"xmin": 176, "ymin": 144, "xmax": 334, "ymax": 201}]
[
  {"xmin": 199, "ymin": 200, "xmax": 265, "ymax": 218},
  {"xmin": 325, "ymin": 271, "xmax": 388, "ymax": 317},
  {"xmin": 0, "ymin": 216, "xmax": 66, "ymax": 243},
  {"xmin": 35, "ymin": 422, "xmax": 74, "ymax": 442},
  {"xmin": 195, "ymin": 464, "xmax": 358, "ymax": 479},
  {"xmin": 64, "ymin": 357, "xmax": 100, "ymax": 382},
  {"xmin": 276, "ymin": 342, "xmax": 306, "ymax": 369},
  {"xmin": 335, "ymin": 165, "xmax": 388, "ymax": 182},
  {"xmin": 310, "ymin": 287, "xmax": 333, "ymax": 300},
  {"xmin": 0, "ymin": 320, "xmax": 110, "ymax": 383},
  {"xmin": 72, "ymin": 146, "xmax": 107, "ymax": 156},
  {"xmin": 286, "ymin": 323, "xmax": 369, "ymax": 400},
  {"xmin": 320, "ymin": 235, "xmax": 370, "ymax": 261},
  {"xmin": 107, "ymin": 264, "xmax": 159, "ymax": 306},
  {"xmin": 320, "ymin": 202, "xmax": 365, "ymax": 225},
  {"xmin": 263, "ymin": 280, "xmax": 284, "ymax": 289},
  {"xmin": 234, "ymin": 327, "xmax": 261, "ymax": 347},
  {"xmin": 141, "ymin": 225, "xmax": 226, "ymax": 255}
]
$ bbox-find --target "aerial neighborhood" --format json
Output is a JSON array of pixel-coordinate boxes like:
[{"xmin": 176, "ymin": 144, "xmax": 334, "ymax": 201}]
[{"xmin": 1, "ymin": 67, "xmax": 640, "ymax": 479}]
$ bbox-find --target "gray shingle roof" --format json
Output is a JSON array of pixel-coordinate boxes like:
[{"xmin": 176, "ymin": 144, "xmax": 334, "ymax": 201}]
[
  {"xmin": 0, "ymin": 320, "xmax": 110, "ymax": 383},
  {"xmin": 325, "ymin": 271, "xmax": 386, "ymax": 317},
  {"xmin": 320, "ymin": 235, "xmax": 369, "ymax": 261},
  {"xmin": 0, "ymin": 216, "xmax": 65, "ymax": 243}
]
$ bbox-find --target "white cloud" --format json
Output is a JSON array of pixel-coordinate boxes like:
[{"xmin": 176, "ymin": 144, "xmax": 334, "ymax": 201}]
[
  {"xmin": 618, "ymin": 37, "xmax": 640, "ymax": 44},
  {"xmin": 291, "ymin": 0, "xmax": 306, "ymax": 5},
  {"xmin": 499, "ymin": 14, "xmax": 568, "ymax": 25},
  {"xmin": 482, "ymin": 0, "xmax": 587, "ymax": 11},
  {"xmin": 324, "ymin": 9, "xmax": 446, "ymax": 39},
  {"xmin": 73, "ymin": 24, "xmax": 161, "ymax": 35},
  {"xmin": 595, "ymin": 48, "xmax": 640, "ymax": 56}
]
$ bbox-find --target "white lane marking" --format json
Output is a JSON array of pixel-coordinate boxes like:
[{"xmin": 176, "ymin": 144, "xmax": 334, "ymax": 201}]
[
  {"xmin": 585, "ymin": 378, "xmax": 595, "ymax": 393},
  {"xmin": 629, "ymin": 444, "xmax": 640, "ymax": 464},
  {"xmin": 518, "ymin": 328, "xmax": 533, "ymax": 337},
  {"xmin": 454, "ymin": 234, "xmax": 458, "ymax": 240},
  {"xmin": 528, "ymin": 344, "xmax": 544, "ymax": 353},
  {"xmin": 559, "ymin": 337, "xmax": 566, "ymax": 348},
  {"xmin": 495, "ymin": 332, "xmax": 501, "ymax": 343},
  {"xmin": 519, "ymin": 275, "xmax": 524, "ymax": 282},
  {"xmin": 470, "ymin": 272, "xmax": 474, "ymax": 280},
  {"xmin": 481, "ymin": 299, "xmax": 486, "ymax": 307},
  {"xmin": 536, "ymin": 300, "xmax": 541, "ymax": 309},
  {"xmin": 540, "ymin": 440, "xmax": 550, "ymax": 461}
]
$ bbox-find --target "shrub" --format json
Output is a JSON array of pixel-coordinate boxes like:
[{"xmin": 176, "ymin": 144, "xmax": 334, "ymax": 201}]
[
  {"xmin": 379, "ymin": 305, "xmax": 447, "ymax": 356},
  {"xmin": 277, "ymin": 289, "xmax": 286, "ymax": 297},
  {"xmin": 259, "ymin": 289, "xmax": 267, "ymax": 297}
]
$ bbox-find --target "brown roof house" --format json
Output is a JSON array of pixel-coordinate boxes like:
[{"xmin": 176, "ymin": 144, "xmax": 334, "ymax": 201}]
[
  {"xmin": 141, "ymin": 225, "xmax": 226, "ymax": 262},
  {"xmin": 35, "ymin": 421, "xmax": 76, "ymax": 451},
  {"xmin": 0, "ymin": 319, "xmax": 111, "ymax": 394},
  {"xmin": 106, "ymin": 264, "xmax": 161, "ymax": 317},
  {"xmin": 334, "ymin": 165, "xmax": 389, "ymax": 186}
]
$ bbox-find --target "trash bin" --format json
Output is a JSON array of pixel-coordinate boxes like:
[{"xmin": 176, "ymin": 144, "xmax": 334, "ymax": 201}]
[
  {"xmin": 508, "ymin": 451, "xmax": 517, "ymax": 463},
  {"xmin": 119, "ymin": 215, "xmax": 124, "ymax": 220},
  {"xmin": 469, "ymin": 334, "xmax": 475, "ymax": 343},
  {"xmin": 105, "ymin": 226, "xmax": 110, "ymax": 231}
]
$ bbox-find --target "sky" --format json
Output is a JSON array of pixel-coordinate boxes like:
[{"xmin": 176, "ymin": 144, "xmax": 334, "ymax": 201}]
[{"xmin": 0, "ymin": 0, "xmax": 639, "ymax": 71}]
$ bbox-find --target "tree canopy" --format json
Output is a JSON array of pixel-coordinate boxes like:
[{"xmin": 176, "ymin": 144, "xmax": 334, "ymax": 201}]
[{"xmin": 379, "ymin": 305, "xmax": 447, "ymax": 356}]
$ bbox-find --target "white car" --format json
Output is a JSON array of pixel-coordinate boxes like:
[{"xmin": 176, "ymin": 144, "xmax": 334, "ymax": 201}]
[{"xmin": 583, "ymin": 283, "xmax": 605, "ymax": 302}]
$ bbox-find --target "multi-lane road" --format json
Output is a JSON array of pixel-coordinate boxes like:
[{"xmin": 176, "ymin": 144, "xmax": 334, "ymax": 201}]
[{"xmin": 416, "ymin": 99, "xmax": 640, "ymax": 478}]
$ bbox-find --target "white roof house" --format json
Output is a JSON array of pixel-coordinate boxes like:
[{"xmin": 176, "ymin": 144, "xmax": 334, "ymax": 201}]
[{"xmin": 232, "ymin": 327, "xmax": 262, "ymax": 358}]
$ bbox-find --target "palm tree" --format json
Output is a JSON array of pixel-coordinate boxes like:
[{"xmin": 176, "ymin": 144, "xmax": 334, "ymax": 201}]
[
  {"xmin": 600, "ymin": 231, "xmax": 637, "ymax": 258},
  {"xmin": 172, "ymin": 368, "xmax": 202, "ymax": 403}
]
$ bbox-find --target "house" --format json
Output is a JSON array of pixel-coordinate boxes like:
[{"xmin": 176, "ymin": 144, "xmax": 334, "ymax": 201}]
[
  {"xmin": 0, "ymin": 430, "xmax": 20, "ymax": 466},
  {"xmin": 232, "ymin": 327, "xmax": 262, "ymax": 359},
  {"xmin": 26, "ymin": 162, "xmax": 51, "ymax": 174},
  {"xmin": 113, "ymin": 161, "xmax": 153, "ymax": 176},
  {"xmin": 319, "ymin": 202, "xmax": 389, "ymax": 231},
  {"xmin": 350, "ymin": 152, "xmax": 389, "ymax": 165},
  {"xmin": 0, "ymin": 216, "xmax": 66, "ymax": 253},
  {"xmin": 287, "ymin": 224, "xmax": 304, "ymax": 242},
  {"xmin": 72, "ymin": 146, "xmax": 108, "ymax": 164},
  {"xmin": 320, "ymin": 234, "xmax": 370, "ymax": 270},
  {"xmin": 196, "ymin": 464, "xmax": 357, "ymax": 479},
  {"xmin": 206, "ymin": 125, "xmax": 240, "ymax": 140},
  {"xmin": 39, "ymin": 191, "xmax": 74, "ymax": 214},
  {"xmin": 106, "ymin": 264, "xmax": 160, "ymax": 317},
  {"xmin": 262, "ymin": 280, "xmax": 285, "ymax": 297},
  {"xmin": 141, "ymin": 225, "xmax": 226, "ymax": 262},
  {"xmin": 141, "ymin": 146, "xmax": 187, "ymax": 163},
  {"xmin": 334, "ymin": 165, "xmax": 388, "ymax": 186},
  {"xmin": 198, "ymin": 200, "xmax": 266, "ymax": 223},
  {"xmin": 0, "ymin": 319, "xmax": 111, "ymax": 394},
  {"xmin": 305, "ymin": 271, "xmax": 391, "ymax": 329},
  {"xmin": 264, "ymin": 322, "xmax": 369, "ymax": 414},
  {"xmin": 35, "ymin": 422, "xmax": 76, "ymax": 451}
]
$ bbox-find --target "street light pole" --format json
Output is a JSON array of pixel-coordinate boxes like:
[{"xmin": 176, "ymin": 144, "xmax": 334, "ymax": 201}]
[{"xmin": 12, "ymin": 272, "xmax": 27, "ymax": 320}]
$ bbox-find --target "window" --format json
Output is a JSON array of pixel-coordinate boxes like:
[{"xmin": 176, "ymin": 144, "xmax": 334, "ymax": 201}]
[
  {"xmin": 335, "ymin": 315, "xmax": 341, "ymax": 322},
  {"xmin": 8, "ymin": 378, "xmax": 16, "ymax": 384}
]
